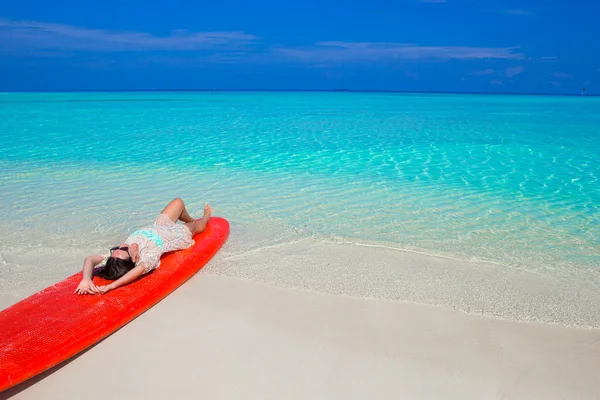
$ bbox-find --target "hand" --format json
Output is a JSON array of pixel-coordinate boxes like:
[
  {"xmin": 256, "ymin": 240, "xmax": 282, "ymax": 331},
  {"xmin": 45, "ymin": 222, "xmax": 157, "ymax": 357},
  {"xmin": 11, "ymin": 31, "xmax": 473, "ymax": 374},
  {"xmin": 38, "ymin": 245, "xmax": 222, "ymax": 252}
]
[
  {"xmin": 75, "ymin": 278, "xmax": 98, "ymax": 295},
  {"xmin": 89, "ymin": 284, "xmax": 113, "ymax": 295}
]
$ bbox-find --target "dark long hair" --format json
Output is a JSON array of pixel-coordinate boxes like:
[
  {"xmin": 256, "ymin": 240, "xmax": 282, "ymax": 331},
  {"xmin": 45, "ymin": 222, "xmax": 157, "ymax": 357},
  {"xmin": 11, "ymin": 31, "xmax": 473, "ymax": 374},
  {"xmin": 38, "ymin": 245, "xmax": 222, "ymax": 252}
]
[{"xmin": 96, "ymin": 257, "xmax": 136, "ymax": 280}]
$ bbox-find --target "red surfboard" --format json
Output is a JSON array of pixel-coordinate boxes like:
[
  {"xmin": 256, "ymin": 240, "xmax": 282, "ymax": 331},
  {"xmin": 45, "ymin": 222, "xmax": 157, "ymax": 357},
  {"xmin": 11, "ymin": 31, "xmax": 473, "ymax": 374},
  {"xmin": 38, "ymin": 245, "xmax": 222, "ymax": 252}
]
[{"xmin": 0, "ymin": 217, "xmax": 229, "ymax": 392}]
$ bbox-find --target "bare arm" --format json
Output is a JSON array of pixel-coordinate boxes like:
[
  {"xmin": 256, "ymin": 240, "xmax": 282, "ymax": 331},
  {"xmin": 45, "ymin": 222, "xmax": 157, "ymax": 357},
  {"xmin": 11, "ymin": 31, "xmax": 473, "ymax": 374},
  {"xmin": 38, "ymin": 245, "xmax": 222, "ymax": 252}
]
[
  {"xmin": 106, "ymin": 265, "xmax": 145, "ymax": 292},
  {"xmin": 82, "ymin": 255, "xmax": 105, "ymax": 280},
  {"xmin": 90, "ymin": 264, "xmax": 146, "ymax": 295},
  {"xmin": 75, "ymin": 255, "xmax": 105, "ymax": 295}
]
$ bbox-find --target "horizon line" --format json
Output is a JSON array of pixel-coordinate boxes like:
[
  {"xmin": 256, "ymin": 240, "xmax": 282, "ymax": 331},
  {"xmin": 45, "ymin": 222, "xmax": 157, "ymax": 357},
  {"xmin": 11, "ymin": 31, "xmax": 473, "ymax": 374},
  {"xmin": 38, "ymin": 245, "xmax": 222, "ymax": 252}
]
[{"xmin": 0, "ymin": 89, "xmax": 596, "ymax": 97}]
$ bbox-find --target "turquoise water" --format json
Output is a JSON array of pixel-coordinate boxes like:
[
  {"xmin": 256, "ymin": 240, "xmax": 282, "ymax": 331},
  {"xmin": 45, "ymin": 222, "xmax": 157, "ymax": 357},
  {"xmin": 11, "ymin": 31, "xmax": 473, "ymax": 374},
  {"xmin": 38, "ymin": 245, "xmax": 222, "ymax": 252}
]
[{"xmin": 1, "ymin": 92, "xmax": 599, "ymax": 325}]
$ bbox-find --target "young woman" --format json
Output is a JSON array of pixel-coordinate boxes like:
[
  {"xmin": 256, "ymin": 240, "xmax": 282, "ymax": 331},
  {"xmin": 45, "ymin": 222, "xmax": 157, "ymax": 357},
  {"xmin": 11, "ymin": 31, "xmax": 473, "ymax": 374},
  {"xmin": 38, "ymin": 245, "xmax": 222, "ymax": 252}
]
[{"xmin": 75, "ymin": 198, "xmax": 212, "ymax": 295}]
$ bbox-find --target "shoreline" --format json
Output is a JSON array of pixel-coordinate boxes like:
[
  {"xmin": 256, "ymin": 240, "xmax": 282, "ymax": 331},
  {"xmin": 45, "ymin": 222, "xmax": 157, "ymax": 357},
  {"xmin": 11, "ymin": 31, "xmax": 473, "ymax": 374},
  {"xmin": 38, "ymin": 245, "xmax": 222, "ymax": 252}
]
[
  {"xmin": 208, "ymin": 226, "xmax": 600, "ymax": 329},
  {"xmin": 3, "ymin": 222, "xmax": 600, "ymax": 329},
  {"xmin": 5, "ymin": 274, "xmax": 600, "ymax": 399}
]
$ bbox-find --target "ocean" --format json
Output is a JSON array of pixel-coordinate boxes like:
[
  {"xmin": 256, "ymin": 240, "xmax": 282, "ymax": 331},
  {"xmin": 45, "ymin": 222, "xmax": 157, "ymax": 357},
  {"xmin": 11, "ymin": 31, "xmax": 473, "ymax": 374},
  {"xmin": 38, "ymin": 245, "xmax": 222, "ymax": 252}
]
[{"xmin": 1, "ymin": 92, "xmax": 599, "ymax": 327}]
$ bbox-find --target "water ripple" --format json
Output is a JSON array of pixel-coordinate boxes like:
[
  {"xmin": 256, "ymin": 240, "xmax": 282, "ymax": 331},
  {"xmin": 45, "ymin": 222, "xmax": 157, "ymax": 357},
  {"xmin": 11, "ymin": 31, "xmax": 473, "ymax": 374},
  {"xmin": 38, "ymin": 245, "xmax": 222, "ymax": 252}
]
[{"xmin": 1, "ymin": 92, "xmax": 599, "ymax": 316}]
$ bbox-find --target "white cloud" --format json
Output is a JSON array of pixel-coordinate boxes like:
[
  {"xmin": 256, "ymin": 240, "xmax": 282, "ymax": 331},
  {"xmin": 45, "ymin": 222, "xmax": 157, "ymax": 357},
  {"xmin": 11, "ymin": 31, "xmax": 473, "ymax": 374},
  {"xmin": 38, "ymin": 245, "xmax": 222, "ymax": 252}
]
[
  {"xmin": 0, "ymin": 18, "xmax": 257, "ymax": 53},
  {"xmin": 505, "ymin": 66, "xmax": 525, "ymax": 77},
  {"xmin": 0, "ymin": 17, "xmax": 527, "ymax": 69},
  {"xmin": 272, "ymin": 42, "xmax": 524, "ymax": 64},
  {"xmin": 490, "ymin": 79, "xmax": 504, "ymax": 86}
]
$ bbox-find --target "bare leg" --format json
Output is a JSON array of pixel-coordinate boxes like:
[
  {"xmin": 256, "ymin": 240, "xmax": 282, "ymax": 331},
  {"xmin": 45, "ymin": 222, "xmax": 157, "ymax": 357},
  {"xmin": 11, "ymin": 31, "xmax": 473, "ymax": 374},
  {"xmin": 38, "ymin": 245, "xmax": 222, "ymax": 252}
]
[
  {"xmin": 185, "ymin": 203, "xmax": 213, "ymax": 235},
  {"xmin": 160, "ymin": 198, "xmax": 194, "ymax": 223}
]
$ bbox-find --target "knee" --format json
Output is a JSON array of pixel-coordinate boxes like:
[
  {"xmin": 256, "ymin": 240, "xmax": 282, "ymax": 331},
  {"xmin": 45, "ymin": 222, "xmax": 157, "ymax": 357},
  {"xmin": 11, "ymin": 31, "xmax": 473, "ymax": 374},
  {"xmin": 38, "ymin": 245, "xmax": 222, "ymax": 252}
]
[{"xmin": 172, "ymin": 197, "xmax": 184, "ymax": 206}]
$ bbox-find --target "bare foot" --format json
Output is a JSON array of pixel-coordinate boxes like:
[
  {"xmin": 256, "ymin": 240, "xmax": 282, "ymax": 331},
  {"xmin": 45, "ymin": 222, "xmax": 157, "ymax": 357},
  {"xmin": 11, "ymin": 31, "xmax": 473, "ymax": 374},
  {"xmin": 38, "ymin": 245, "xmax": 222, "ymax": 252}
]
[{"xmin": 202, "ymin": 203, "xmax": 213, "ymax": 221}]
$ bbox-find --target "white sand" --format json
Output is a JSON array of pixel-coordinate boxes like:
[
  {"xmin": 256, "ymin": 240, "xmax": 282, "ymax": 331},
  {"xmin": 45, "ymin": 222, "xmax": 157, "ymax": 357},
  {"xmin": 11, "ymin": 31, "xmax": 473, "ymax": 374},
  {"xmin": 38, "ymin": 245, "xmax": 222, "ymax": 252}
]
[
  {"xmin": 210, "ymin": 231, "xmax": 600, "ymax": 328},
  {"xmin": 4, "ymin": 274, "xmax": 600, "ymax": 400}
]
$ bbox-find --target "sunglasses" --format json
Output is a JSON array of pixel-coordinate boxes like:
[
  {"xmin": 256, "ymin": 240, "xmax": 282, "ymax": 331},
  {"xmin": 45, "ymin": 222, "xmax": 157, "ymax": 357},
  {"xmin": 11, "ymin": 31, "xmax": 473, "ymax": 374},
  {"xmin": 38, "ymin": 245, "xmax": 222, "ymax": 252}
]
[{"xmin": 110, "ymin": 246, "xmax": 131, "ymax": 261}]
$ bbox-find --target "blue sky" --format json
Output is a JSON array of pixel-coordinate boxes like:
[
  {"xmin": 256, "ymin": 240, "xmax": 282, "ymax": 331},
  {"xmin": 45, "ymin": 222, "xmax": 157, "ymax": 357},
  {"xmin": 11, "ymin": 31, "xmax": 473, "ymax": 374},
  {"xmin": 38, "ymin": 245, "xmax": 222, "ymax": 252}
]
[{"xmin": 0, "ymin": 0, "xmax": 598, "ymax": 93}]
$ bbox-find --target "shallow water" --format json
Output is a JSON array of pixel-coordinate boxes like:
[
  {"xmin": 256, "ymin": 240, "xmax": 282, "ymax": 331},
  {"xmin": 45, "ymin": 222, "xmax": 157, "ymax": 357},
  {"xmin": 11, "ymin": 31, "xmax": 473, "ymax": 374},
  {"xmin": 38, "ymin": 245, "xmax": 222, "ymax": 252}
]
[{"xmin": 1, "ymin": 92, "xmax": 599, "ymax": 326}]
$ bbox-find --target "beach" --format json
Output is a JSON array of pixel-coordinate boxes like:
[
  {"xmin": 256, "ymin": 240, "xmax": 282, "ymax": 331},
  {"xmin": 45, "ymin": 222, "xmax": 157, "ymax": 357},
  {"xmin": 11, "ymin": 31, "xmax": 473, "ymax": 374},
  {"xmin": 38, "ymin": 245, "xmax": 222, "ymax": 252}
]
[
  {"xmin": 4, "ymin": 274, "xmax": 600, "ymax": 399},
  {"xmin": 1, "ymin": 92, "xmax": 600, "ymax": 398},
  {"xmin": 3, "ymin": 225, "xmax": 600, "ymax": 399}
]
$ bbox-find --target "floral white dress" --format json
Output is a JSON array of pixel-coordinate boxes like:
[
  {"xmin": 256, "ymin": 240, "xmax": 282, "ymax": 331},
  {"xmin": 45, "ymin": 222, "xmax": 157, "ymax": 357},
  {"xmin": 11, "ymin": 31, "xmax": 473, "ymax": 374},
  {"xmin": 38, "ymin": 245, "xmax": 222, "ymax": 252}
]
[{"xmin": 100, "ymin": 214, "xmax": 195, "ymax": 274}]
